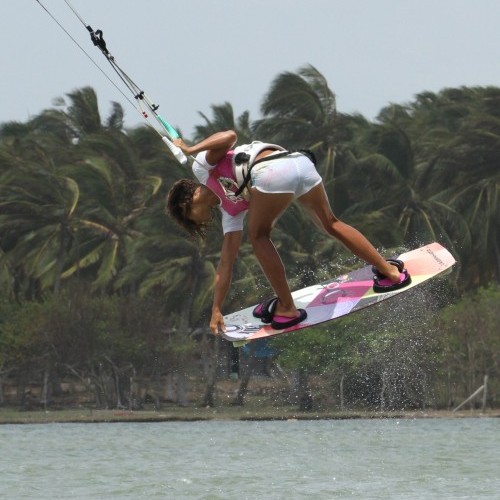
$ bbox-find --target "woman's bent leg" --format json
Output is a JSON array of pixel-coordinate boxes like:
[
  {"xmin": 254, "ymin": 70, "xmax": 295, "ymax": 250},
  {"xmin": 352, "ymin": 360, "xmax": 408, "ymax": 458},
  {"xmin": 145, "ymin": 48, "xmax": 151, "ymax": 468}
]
[
  {"xmin": 247, "ymin": 189, "xmax": 299, "ymax": 316},
  {"xmin": 298, "ymin": 184, "xmax": 401, "ymax": 282}
]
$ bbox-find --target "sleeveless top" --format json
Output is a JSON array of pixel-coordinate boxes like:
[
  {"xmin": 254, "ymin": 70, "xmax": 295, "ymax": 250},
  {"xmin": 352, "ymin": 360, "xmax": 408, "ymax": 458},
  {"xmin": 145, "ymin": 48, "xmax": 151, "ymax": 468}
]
[
  {"xmin": 192, "ymin": 150, "xmax": 248, "ymax": 234},
  {"xmin": 192, "ymin": 142, "xmax": 285, "ymax": 233}
]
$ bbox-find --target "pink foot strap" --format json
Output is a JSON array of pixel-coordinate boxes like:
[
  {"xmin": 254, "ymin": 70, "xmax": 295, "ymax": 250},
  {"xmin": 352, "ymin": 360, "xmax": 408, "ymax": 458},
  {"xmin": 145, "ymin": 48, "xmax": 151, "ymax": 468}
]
[
  {"xmin": 271, "ymin": 309, "xmax": 307, "ymax": 330},
  {"xmin": 373, "ymin": 268, "xmax": 411, "ymax": 293}
]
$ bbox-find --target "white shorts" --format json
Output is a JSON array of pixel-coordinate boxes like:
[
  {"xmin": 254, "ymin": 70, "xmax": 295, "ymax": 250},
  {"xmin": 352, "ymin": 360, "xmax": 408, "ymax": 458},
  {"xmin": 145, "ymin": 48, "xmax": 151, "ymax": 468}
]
[{"xmin": 250, "ymin": 152, "xmax": 322, "ymax": 198}]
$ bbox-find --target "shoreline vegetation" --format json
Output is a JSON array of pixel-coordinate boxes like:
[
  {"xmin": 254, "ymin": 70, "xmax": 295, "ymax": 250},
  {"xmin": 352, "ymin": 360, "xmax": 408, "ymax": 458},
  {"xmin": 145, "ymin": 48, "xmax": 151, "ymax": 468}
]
[
  {"xmin": 1, "ymin": 81, "xmax": 498, "ymax": 423},
  {"xmin": 1, "ymin": 406, "xmax": 499, "ymax": 425}
]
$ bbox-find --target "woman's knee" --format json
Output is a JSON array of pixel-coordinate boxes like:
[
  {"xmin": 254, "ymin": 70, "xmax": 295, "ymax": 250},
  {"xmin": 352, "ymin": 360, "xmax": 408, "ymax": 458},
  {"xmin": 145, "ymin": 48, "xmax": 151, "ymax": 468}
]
[
  {"xmin": 247, "ymin": 224, "xmax": 271, "ymax": 246},
  {"xmin": 313, "ymin": 211, "xmax": 340, "ymax": 235},
  {"xmin": 315, "ymin": 214, "xmax": 344, "ymax": 238}
]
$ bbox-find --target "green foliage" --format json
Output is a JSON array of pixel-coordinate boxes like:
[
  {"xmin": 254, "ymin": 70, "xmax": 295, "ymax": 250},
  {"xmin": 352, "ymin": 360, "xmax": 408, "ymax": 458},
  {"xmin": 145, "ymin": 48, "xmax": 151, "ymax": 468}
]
[
  {"xmin": 271, "ymin": 288, "xmax": 445, "ymax": 410},
  {"xmin": 437, "ymin": 284, "xmax": 500, "ymax": 400},
  {"xmin": 271, "ymin": 327, "xmax": 338, "ymax": 373},
  {"xmin": 0, "ymin": 69, "xmax": 499, "ymax": 409},
  {"xmin": 0, "ymin": 285, "xmax": 193, "ymax": 379}
]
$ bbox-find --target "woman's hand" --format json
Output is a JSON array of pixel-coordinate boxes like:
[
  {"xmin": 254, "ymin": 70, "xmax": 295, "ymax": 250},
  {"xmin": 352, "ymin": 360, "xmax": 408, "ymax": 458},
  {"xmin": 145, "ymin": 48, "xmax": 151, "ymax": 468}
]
[
  {"xmin": 210, "ymin": 307, "xmax": 226, "ymax": 336},
  {"xmin": 173, "ymin": 138, "xmax": 192, "ymax": 155},
  {"xmin": 209, "ymin": 231, "xmax": 242, "ymax": 336},
  {"xmin": 172, "ymin": 131, "xmax": 237, "ymax": 164}
]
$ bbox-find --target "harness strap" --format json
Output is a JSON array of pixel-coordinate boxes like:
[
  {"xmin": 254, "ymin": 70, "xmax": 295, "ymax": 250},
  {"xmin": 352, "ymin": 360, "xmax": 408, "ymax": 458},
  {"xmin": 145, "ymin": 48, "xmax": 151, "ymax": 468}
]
[{"xmin": 234, "ymin": 149, "xmax": 317, "ymax": 197}]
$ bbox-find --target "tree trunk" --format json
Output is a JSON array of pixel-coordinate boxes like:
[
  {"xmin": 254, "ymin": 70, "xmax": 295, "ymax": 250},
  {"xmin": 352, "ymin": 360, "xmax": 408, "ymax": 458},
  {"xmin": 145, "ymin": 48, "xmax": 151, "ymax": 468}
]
[
  {"xmin": 176, "ymin": 371, "xmax": 188, "ymax": 407},
  {"xmin": 202, "ymin": 332, "xmax": 218, "ymax": 407},
  {"xmin": 297, "ymin": 369, "xmax": 313, "ymax": 411},
  {"xmin": 494, "ymin": 237, "xmax": 500, "ymax": 283},
  {"xmin": 339, "ymin": 373, "xmax": 345, "ymax": 411},
  {"xmin": 380, "ymin": 371, "xmax": 387, "ymax": 411},
  {"xmin": 54, "ymin": 223, "xmax": 70, "ymax": 295},
  {"xmin": 164, "ymin": 373, "xmax": 175, "ymax": 402},
  {"xmin": 41, "ymin": 366, "xmax": 51, "ymax": 410},
  {"xmin": 230, "ymin": 345, "xmax": 240, "ymax": 377},
  {"xmin": 232, "ymin": 344, "xmax": 255, "ymax": 406},
  {"xmin": 233, "ymin": 370, "xmax": 251, "ymax": 406},
  {"xmin": 104, "ymin": 356, "xmax": 122, "ymax": 409}
]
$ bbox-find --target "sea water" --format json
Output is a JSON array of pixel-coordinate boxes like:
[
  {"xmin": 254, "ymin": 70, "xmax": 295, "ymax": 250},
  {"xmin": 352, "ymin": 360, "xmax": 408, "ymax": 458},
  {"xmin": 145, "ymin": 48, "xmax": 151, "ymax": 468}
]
[{"xmin": 1, "ymin": 418, "xmax": 499, "ymax": 499}]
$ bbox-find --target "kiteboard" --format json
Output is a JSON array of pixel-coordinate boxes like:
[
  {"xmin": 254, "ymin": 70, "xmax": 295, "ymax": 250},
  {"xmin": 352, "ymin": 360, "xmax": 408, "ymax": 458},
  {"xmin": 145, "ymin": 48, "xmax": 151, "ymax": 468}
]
[{"xmin": 222, "ymin": 242, "xmax": 456, "ymax": 345}]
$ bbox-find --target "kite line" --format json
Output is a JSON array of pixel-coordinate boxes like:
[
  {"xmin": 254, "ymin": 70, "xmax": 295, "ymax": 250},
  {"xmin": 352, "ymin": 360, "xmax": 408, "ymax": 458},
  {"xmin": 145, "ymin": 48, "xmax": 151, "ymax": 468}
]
[{"xmin": 34, "ymin": 0, "xmax": 188, "ymax": 164}]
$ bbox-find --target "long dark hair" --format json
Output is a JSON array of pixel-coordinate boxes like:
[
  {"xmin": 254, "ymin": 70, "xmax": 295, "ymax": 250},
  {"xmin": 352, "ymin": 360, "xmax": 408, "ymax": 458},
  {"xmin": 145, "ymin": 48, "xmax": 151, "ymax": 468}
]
[{"xmin": 165, "ymin": 179, "xmax": 209, "ymax": 239}]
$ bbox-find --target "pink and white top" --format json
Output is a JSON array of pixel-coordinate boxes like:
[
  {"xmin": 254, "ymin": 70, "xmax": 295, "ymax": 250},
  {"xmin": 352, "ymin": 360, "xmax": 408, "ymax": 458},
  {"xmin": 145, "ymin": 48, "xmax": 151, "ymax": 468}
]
[{"xmin": 192, "ymin": 150, "xmax": 249, "ymax": 234}]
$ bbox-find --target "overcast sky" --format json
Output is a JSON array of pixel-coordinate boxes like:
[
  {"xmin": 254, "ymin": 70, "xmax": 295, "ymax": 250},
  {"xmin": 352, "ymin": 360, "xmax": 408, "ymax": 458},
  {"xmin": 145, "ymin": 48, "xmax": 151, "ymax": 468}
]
[{"xmin": 2, "ymin": 1, "xmax": 499, "ymax": 137}]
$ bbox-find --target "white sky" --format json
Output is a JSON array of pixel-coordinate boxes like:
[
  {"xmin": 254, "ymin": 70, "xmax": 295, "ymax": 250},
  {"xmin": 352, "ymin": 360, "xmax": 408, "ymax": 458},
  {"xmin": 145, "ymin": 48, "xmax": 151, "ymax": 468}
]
[{"xmin": 2, "ymin": 0, "xmax": 499, "ymax": 137}]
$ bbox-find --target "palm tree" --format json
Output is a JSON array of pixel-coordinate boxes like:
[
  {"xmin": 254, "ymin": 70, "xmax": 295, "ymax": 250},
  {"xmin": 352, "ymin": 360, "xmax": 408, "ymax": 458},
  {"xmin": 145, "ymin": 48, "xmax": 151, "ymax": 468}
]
[
  {"xmin": 0, "ymin": 87, "xmax": 169, "ymax": 294},
  {"xmin": 0, "ymin": 126, "xmax": 81, "ymax": 296},
  {"xmin": 193, "ymin": 101, "xmax": 253, "ymax": 143},
  {"xmin": 435, "ymin": 114, "xmax": 500, "ymax": 286},
  {"xmin": 343, "ymin": 107, "xmax": 470, "ymax": 258},
  {"xmin": 251, "ymin": 65, "xmax": 375, "ymax": 281},
  {"xmin": 255, "ymin": 64, "xmax": 347, "ymax": 184},
  {"xmin": 397, "ymin": 86, "xmax": 500, "ymax": 286}
]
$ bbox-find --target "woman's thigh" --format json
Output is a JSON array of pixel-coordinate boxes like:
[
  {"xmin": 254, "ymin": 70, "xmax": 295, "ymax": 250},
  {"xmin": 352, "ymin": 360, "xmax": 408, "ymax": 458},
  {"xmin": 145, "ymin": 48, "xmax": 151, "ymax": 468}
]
[
  {"xmin": 247, "ymin": 188, "xmax": 294, "ymax": 238},
  {"xmin": 297, "ymin": 183, "xmax": 338, "ymax": 233}
]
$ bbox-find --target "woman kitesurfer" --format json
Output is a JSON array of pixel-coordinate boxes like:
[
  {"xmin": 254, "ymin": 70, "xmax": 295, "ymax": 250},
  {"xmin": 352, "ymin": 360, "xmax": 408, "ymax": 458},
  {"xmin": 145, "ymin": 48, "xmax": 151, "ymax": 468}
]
[{"xmin": 166, "ymin": 130, "xmax": 410, "ymax": 335}]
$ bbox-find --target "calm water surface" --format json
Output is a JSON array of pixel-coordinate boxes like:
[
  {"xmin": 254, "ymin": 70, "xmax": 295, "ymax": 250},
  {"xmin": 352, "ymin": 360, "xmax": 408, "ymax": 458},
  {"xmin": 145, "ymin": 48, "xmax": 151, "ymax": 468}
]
[{"xmin": 1, "ymin": 418, "xmax": 499, "ymax": 499}]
